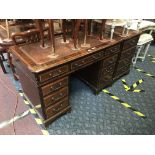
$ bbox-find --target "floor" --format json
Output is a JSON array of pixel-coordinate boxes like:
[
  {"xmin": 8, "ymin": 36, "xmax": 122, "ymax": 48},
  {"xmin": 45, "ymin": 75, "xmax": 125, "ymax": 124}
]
[
  {"xmin": 1, "ymin": 44, "xmax": 155, "ymax": 135},
  {"xmin": 0, "ymin": 61, "xmax": 43, "ymax": 135}
]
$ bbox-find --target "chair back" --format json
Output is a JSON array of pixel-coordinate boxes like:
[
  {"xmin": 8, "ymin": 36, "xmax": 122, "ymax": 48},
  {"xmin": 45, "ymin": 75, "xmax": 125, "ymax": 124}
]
[{"xmin": 11, "ymin": 29, "xmax": 40, "ymax": 45}]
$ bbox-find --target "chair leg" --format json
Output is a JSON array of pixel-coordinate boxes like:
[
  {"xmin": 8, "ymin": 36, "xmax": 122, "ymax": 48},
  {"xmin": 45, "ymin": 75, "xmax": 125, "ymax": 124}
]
[
  {"xmin": 7, "ymin": 52, "xmax": 18, "ymax": 80},
  {"xmin": 0, "ymin": 56, "xmax": 7, "ymax": 73},
  {"xmin": 132, "ymin": 45, "xmax": 142, "ymax": 66},
  {"xmin": 142, "ymin": 42, "xmax": 151, "ymax": 62}
]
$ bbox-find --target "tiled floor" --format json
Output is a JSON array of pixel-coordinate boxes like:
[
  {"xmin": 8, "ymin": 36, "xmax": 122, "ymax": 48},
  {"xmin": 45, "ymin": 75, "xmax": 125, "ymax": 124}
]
[{"xmin": 1, "ymin": 44, "xmax": 155, "ymax": 135}]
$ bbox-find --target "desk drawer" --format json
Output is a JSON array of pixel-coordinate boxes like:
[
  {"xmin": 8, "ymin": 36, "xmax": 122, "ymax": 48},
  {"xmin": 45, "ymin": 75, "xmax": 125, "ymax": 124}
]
[
  {"xmin": 123, "ymin": 36, "xmax": 139, "ymax": 50},
  {"xmin": 71, "ymin": 52, "xmax": 102, "ymax": 70},
  {"xmin": 121, "ymin": 47, "xmax": 136, "ymax": 59},
  {"xmin": 118, "ymin": 57, "xmax": 132, "ymax": 69},
  {"xmin": 45, "ymin": 98, "xmax": 69, "ymax": 118},
  {"xmin": 104, "ymin": 44, "xmax": 120, "ymax": 56},
  {"xmin": 103, "ymin": 54, "xmax": 118, "ymax": 67},
  {"xmin": 115, "ymin": 64, "xmax": 130, "ymax": 77},
  {"xmin": 101, "ymin": 73, "xmax": 113, "ymax": 82},
  {"xmin": 39, "ymin": 65, "xmax": 69, "ymax": 82},
  {"xmin": 100, "ymin": 63, "xmax": 115, "ymax": 82},
  {"xmin": 41, "ymin": 77, "xmax": 68, "ymax": 97},
  {"xmin": 43, "ymin": 87, "xmax": 68, "ymax": 108},
  {"xmin": 102, "ymin": 63, "xmax": 116, "ymax": 75}
]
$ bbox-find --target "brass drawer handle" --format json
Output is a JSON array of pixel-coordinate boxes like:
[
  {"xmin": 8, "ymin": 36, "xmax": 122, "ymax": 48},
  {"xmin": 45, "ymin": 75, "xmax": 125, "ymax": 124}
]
[
  {"xmin": 109, "ymin": 47, "xmax": 117, "ymax": 52},
  {"xmin": 131, "ymin": 40, "xmax": 136, "ymax": 43},
  {"xmin": 52, "ymin": 72, "xmax": 62, "ymax": 78},
  {"xmin": 60, "ymin": 93, "xmax": 63, "ymax": 96},
  {"xmin": 74, "ymin": 62, "xmax": 82, "ymax": 67},
  {"xmin": 92, "ymin": 54, "xmax": 101, "ymax": 59},
  {"xmin": 128, "ymin": 40, "xmax": 136, "ymax": 46},
  {"xmin": 53, "ymin": 104, "xmax": 63, "ymax": 112},
  {"xmin": 111, "ymin": 48, "xmax": 116, "ymax": 52},
  {"xmin": 58, "ymin": 70, "xmax": 62, "ymax": 73},
  {"xmin": 74, "ymin": 63, "xmax": 79, "ymax": 66},
  {"xmin": 49, "ymin": 73, "xmax": 52, "ymax": 77},
  {"xmin": 49, "ymin": 69, "xmax": 63, "ymax": 77},
  {"xmin": 92, "ymin": 56, "xmax": 97, "ymax": 59},
  {"xmin": 51, "ymin": 93, "xmax": 64, "ymax": 101},
  {"xmin": 73, "ymin": 57, "xmax": 92, "ymax": 69},
  {"xmin": 50, "ymin": 82, "xmax": 62, "ymax": 91},
  {"xmin": 81, "ymin": 60, "xmax": 85, "ymax": 63}
]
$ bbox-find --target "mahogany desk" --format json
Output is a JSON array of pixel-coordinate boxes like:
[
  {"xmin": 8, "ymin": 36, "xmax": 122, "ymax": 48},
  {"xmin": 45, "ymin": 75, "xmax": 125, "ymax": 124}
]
[{"xmin": 9, "ymin": 29, "xmax": 140, "ymax": 126}]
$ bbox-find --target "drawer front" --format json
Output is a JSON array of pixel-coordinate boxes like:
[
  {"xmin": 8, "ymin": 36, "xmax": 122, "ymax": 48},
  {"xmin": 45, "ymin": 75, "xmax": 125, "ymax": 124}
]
[
  {"xmin": 118, "ymin": 57, "xmax": 132, "ymax": 69},
  {"xmin": 103, "ymin": 54, "xmax": 118, "ymax": 67},
  {"xmin": 45, "ymin": 98, "xmax": 69, "ymax": 118},
  {"xmin": 71, "ymin": 52, "xmax": 103, "ymax": 70},
  {"xmin": 115, "ymin": 64, "xmax": 130, "ymax": 77},
  {"xmin": 39, "ymin": 65, "xmax": 69, "ymax": 82},
  {"xmin": 41, "ymin": 77, "xmax": 68, "ymax": 97},
  {"xmin": 92, "ymin": 51, "xmax": 103, "ymax": 60},
  {"xmin": 101, "ymin": 64, "xmax": 116, "ymax": 81},
  {"xmin": 123, "ymin": 36, "xmax": 139, "ymax": 50},
  {"xmin": 43, "ymin": 87, "xmax": 68, "ymax": 108},
  {"xmin": 121, "ymin": 47, "xmax": 136, "ymax": 59},
  {"xmin": 104, "ymin": 44, "xmax": 120, "ymax": 56},
  {"xmin": 101, "ymin": 74, "xmax": 113, "ymax": 82},
  {"xmin": 102, "ymin": 63, "xmax": 116, "ymax": 75}
]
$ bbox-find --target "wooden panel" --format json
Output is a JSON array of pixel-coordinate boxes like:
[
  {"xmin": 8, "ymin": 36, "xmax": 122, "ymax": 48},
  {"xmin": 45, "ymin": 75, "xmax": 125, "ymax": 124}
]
[
  {"xmin": 71, "ymin": 56, "xmax": 92, "ymax": 70},
  {"xmin": 43, "ymin": 87, "xmax": 68, "ymax": 108},
  {"xmin": 71, "ymin": 50, "xmax": 106, "ymax": 71},
  {"xmin": 12, "ymin": 53, "xmax": 37, "ymax": 81},
  {"xmin": 41, "ymin": 77, "xmax": 68, "ymax": 97},
  {"xmin": 104, "ymin": 43, "xmax": 120, "ymax": 56},
  {"xmin": 45, "ymin": 97, "xmax": 69, "ymax": 118},
  {"xmin": 117, "ymin": 57, "xmax": 133, "ymax": 69},
  {"xmin": 120, "ymin": 47, "xmax": 136, "ymax": 59},
  {"xmin": 115, "ymin": 64, "xmax": 130, "ymax": 77},
  {"xmin": 15, "ymin": 61, "xmax": 42, "ymax": 108},
  {"xmin": 102, "ymin": 54, "xmax": 118, "ymax": 67},
  {"xmin": 101, "ymin": 63, "xmax": 116, "ymax": 82},
  {"xmin": 123, "ymin": 36, "xmax": 139, "ymax": 50},
  {"xmin": 39, "ymin": 65, "xmax": 69, "ymax": 82}
]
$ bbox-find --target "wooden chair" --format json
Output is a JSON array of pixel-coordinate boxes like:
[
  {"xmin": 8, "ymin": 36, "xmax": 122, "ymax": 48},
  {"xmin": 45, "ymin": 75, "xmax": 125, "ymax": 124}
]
[
  {"xmin": 0, "ymin": 20, "xmax": 39, "ymax": 79},
  {"xmin": 35, "ymin": 19, "xmax": 51, "ymax": 48},
  {"xmin": 10, "ymin": 28, "xmax": 41, "ymax": 80},
  {"xmin": 35, "ymin": 19, "xmax": 62, "ymax": 48},
  {"xmin": 72, "ymin": 19, "xmax": 90, "ymax": 49},
  {"xmin": 11, "ymin": 28, "xmax": 40, "ymax": 45}
]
